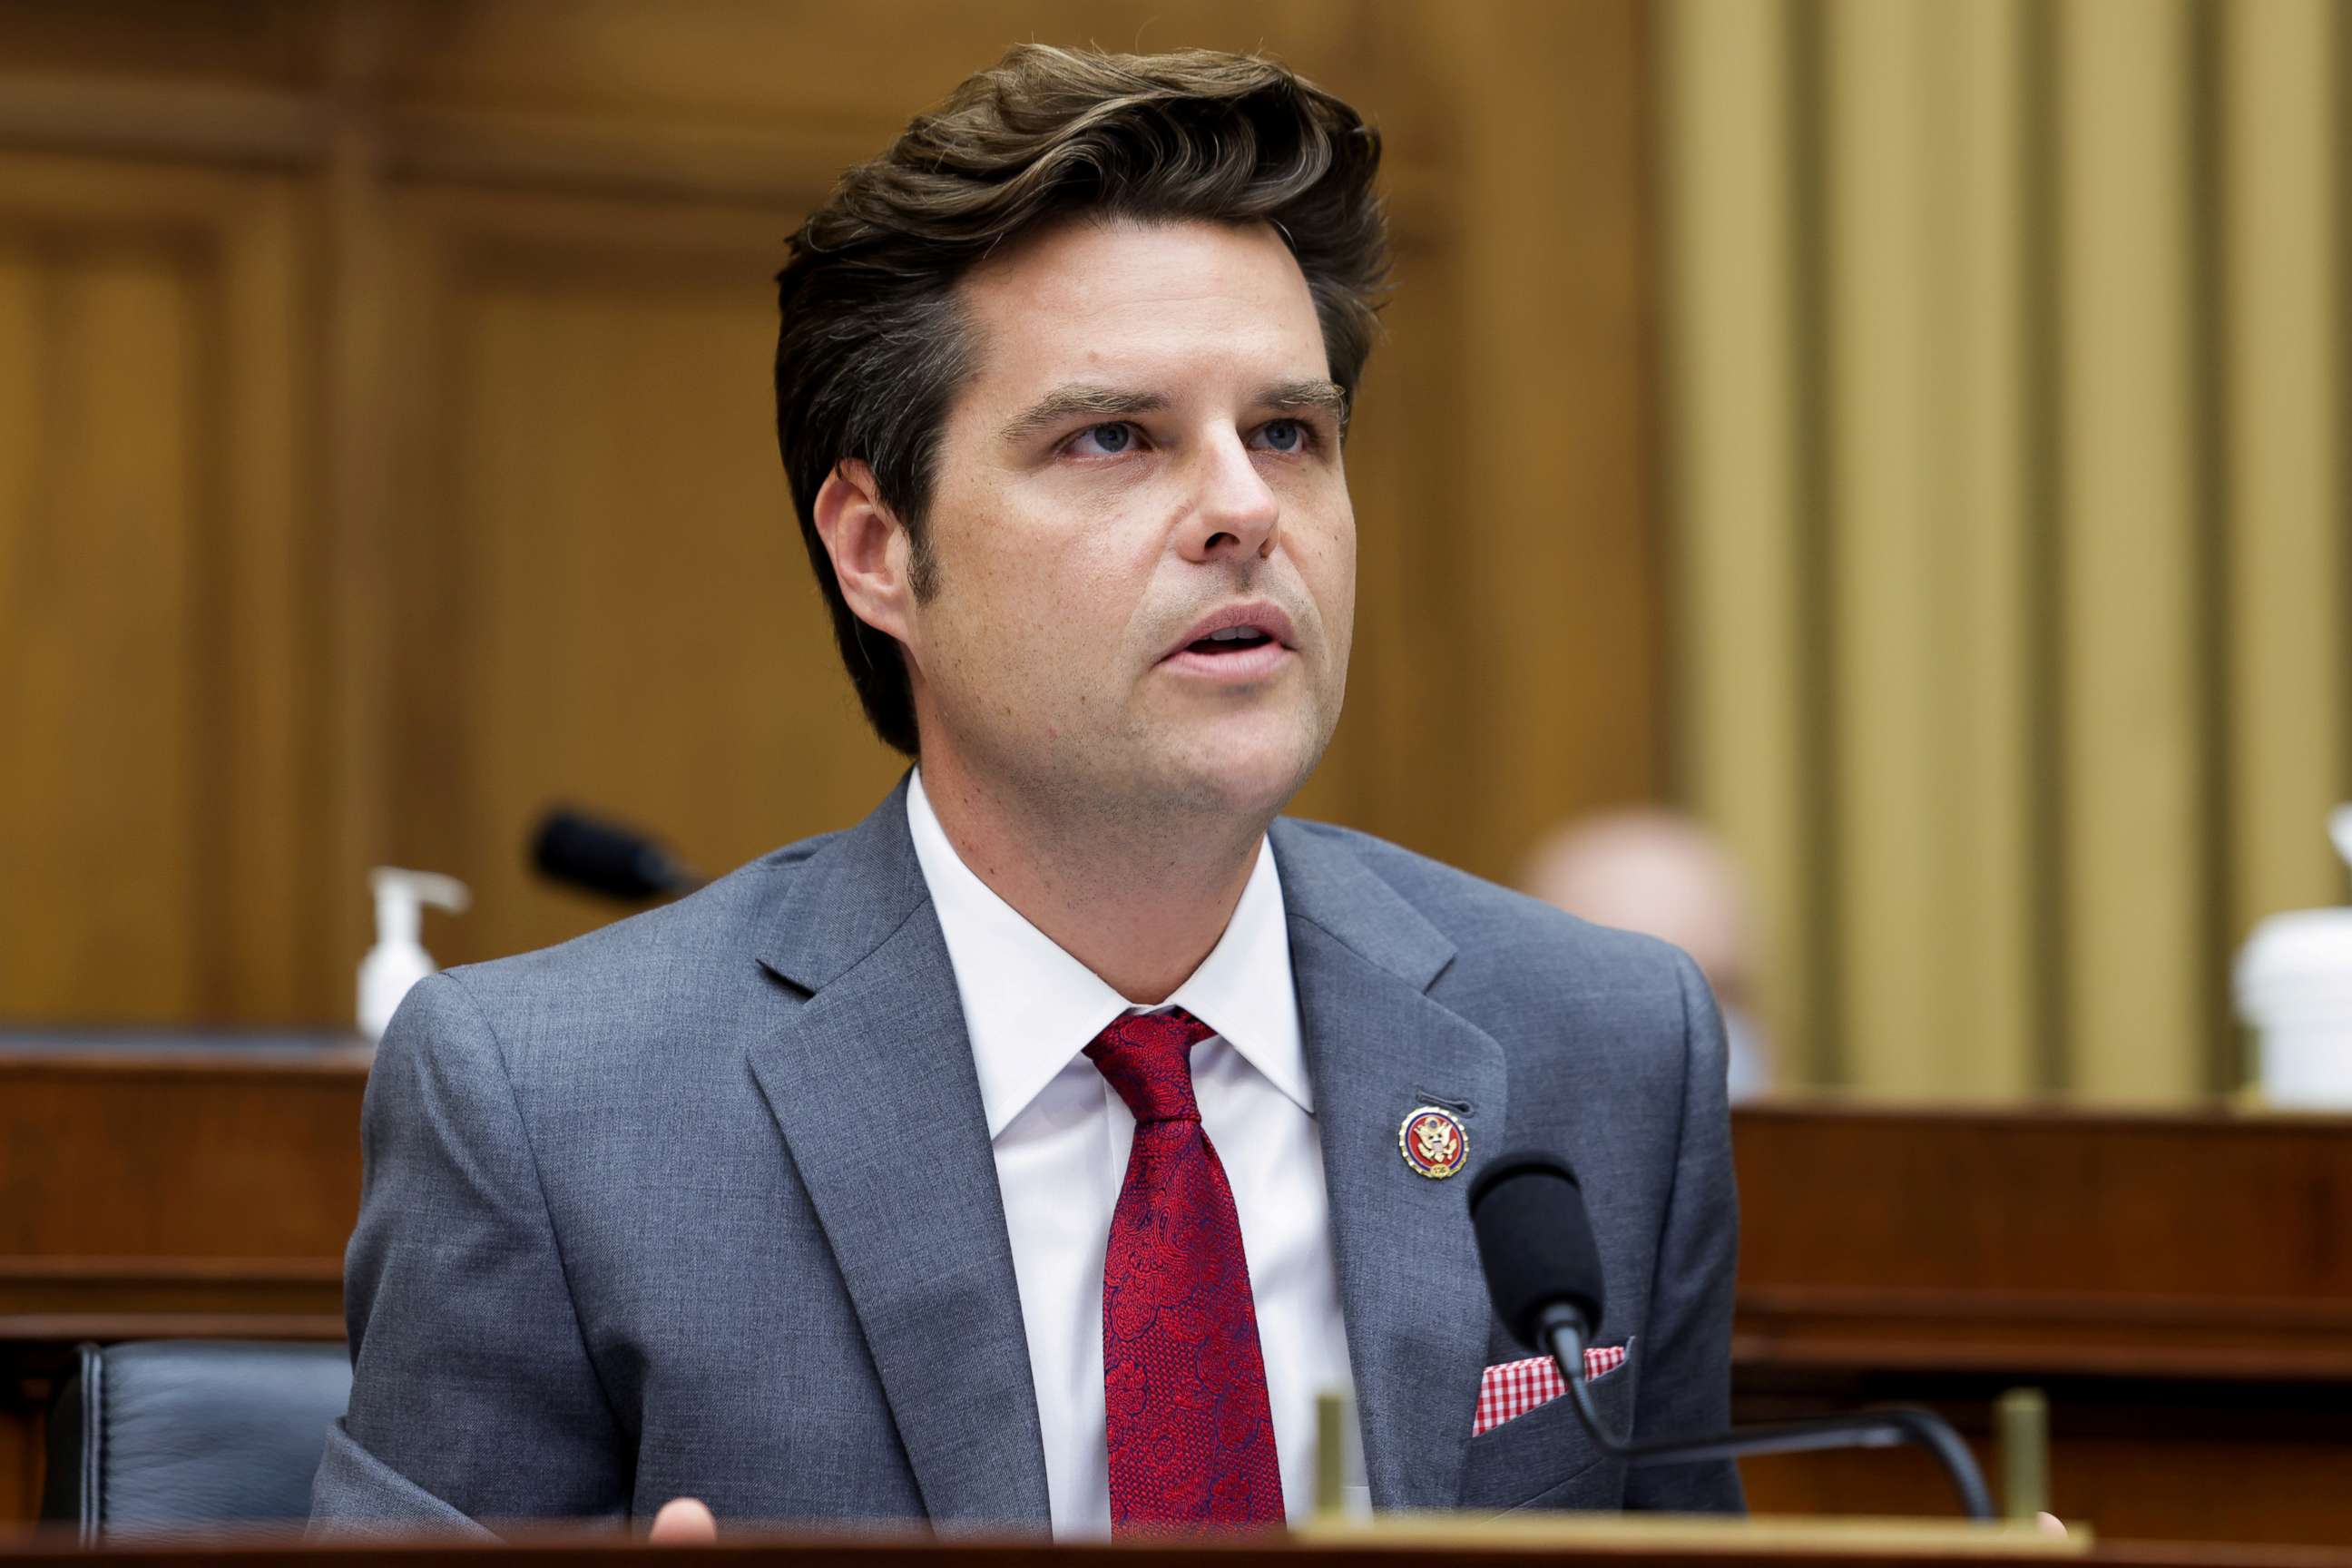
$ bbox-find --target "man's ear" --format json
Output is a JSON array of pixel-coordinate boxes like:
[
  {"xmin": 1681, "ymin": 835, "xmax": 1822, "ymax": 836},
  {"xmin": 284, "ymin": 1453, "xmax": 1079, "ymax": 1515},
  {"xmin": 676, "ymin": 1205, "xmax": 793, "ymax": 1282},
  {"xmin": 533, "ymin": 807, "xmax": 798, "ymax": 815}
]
[{"xmin": 811, "ymin": 459, "xmax": 916, "ymax": 648}]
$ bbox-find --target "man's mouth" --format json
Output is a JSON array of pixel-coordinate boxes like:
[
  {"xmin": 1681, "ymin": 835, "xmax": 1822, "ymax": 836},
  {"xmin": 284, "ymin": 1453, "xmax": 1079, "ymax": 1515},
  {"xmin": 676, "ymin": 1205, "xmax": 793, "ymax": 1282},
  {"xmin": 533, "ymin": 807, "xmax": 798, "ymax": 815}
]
[
  {"xmin": 1156, "ymin": 602, "xmax": 1299, "ymax": 681},
  {"xmin": 1160, "ymin": 619, "xmax": 1294, "ymax": 682},
  {"xmin": 1160, "ymin": 602, "xmax": 1300, "ymax": 665},
  {"xmin": 1184, "ymin": 625, "xmax": 1277, "ymax": 655}
]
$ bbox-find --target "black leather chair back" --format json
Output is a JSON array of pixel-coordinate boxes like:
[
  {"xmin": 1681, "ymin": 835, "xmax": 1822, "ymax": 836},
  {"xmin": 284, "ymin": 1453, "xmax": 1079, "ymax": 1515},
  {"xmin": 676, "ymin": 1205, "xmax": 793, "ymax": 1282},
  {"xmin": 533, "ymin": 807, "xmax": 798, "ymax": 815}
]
[{"xmin": 40, "ymin": 1340, "xmax": 352, "ymax": 1541}]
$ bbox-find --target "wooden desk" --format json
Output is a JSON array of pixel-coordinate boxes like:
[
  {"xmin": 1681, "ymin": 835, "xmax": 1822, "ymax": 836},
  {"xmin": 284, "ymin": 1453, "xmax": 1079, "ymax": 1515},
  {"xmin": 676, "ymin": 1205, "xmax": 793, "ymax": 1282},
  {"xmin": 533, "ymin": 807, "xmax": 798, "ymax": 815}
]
[
  {"xmin": 0, "ymin": 1039, "xmax": 366, "ymax": 1516},
  {"xmin": 1730, "ymin": 1104, "xmax": 2352, "ymax": 1543},
  {"xmin": 0, "ymin": 1038, "xmax": 365, "ymax": 1339},
  {"xmin": 1734, "ymin": 1103, "xmax": 2352, "ymax": 1377},
  {"xmin": 5, "ymin": 1046, "xmax": 2350, "ymax": 1543}
]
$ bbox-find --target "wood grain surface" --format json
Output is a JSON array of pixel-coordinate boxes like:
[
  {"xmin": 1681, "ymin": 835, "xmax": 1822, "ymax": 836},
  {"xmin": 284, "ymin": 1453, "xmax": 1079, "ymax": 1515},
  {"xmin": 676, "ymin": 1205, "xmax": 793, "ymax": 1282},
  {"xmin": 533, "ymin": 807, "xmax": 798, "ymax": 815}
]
[{"xmin": 0, "ymin": 0, "xmax": 1660, "ymax": 1031}]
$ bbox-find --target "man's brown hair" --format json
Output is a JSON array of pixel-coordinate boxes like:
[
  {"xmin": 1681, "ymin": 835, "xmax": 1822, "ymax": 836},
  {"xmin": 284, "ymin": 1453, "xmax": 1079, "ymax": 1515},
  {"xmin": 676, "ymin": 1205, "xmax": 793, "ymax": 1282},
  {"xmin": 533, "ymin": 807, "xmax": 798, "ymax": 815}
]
[{"xmin": 773, "ymin": 44, "xmax": 1388, "ymax": 756}]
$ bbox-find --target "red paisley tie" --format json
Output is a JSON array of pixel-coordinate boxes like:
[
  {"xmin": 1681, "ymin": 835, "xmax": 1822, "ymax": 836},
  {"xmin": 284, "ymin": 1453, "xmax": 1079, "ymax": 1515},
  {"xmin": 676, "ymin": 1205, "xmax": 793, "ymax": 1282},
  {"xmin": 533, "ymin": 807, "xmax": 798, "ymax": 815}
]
[{"xmin": 1085, "ymin": 1007, "xmax": 1284, "ymax": 1532}]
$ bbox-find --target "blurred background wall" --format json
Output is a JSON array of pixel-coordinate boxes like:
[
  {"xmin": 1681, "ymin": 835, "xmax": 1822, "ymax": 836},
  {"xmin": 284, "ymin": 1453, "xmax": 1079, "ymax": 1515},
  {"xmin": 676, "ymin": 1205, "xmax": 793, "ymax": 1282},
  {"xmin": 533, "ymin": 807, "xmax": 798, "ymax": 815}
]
[
  {"xmin": 1, "ymin": 1, "xmax": 2346, "ymax": 1103},
  {"xmin": 1665, "ymin": 0, "xmax": 2348, "ymax": 1102},
  {"xmin": 0, "ymin": 0, "xmax": 1660, "ymax": 1028}
]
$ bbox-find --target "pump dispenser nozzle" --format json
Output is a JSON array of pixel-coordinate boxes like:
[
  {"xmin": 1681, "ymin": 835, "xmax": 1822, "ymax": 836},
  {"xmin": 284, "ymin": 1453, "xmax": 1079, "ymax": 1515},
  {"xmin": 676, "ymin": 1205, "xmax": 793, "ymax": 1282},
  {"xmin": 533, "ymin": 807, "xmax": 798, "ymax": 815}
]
[{"xmin": 359, "ymin": 867, "xmax": 472, "ymax": 1044}]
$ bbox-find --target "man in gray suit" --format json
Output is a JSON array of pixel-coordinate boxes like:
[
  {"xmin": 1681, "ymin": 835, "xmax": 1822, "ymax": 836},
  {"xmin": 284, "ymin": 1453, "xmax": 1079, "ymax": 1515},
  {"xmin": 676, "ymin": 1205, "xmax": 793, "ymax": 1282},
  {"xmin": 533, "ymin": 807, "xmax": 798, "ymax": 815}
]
[{"xmin": 312, "ymin": 44, "xmax": 1739, "ymax": 1538}]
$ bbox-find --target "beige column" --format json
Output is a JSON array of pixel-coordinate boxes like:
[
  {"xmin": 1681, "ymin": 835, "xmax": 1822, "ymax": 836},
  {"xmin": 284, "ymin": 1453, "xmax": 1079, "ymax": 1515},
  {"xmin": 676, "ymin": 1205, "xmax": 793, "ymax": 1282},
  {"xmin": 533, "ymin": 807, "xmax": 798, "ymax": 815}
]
[
  {"xmin": 1825, "ymin": 0, "xmax": 2039, "ymax": 1097},
  {"xmin": 2055, "ymin": 0, "xmax": 2208, "ymax": 1100},
  {"xmin": 1664, "ymin": 0, "xmax": 1815, "ymax": 1077},
  {"xmin": 2221, "ymin": 0, "xmax": 2346, "ymax": 1015}
]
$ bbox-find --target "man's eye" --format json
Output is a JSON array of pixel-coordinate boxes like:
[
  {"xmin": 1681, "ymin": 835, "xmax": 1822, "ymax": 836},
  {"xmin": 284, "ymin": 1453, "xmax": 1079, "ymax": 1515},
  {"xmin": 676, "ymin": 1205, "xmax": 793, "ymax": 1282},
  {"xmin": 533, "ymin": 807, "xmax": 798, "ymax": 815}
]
[
  {"xmin": 1067, "ymin": 422, "xmax": 1138, "ymax": 456},
  {"xmin": 1255, "ymin": 418, "xmax": 1308, "ymax": 454}
]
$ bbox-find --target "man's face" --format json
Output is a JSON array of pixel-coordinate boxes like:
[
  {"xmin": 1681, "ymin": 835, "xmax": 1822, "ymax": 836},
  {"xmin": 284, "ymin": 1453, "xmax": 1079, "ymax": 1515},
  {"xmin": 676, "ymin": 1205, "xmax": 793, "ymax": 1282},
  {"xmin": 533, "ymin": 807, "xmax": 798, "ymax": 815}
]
[{"xmin": 897, "ymin": 217, "xmax": 1357, "ymax": 825}]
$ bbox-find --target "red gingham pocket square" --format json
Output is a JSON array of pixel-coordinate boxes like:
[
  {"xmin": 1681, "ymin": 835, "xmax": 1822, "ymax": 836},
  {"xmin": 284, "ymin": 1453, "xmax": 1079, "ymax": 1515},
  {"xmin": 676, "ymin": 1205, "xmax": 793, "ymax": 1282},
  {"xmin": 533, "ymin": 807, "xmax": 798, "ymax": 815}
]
[{"xmin": 1471, "ymin": 1346, "xmax": 1626, "ymax": 1436}]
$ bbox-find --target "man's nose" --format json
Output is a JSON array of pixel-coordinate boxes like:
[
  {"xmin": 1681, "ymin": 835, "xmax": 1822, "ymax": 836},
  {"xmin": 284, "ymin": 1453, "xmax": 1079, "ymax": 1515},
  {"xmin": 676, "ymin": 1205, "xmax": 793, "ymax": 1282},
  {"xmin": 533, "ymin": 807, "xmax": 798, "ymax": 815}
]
[{"xmin": 1178, "ymin": 430, "xmax": 1280, "ymax": 564}]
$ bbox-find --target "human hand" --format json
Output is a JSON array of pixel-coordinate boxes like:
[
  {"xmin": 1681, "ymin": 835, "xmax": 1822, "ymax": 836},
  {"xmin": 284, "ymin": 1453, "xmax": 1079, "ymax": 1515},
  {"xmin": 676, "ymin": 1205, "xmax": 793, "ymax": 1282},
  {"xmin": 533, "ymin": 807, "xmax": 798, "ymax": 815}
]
[{"xmin": 647, "ymin": 1497, "xmax": 718, "ymax": 1544}]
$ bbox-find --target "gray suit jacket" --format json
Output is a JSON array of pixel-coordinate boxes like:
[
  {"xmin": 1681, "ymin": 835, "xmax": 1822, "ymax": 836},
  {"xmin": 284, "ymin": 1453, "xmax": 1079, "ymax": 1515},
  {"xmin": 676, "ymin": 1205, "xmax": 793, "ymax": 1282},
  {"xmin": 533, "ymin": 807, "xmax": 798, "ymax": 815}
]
[{"xmin": 310, "ymin": 779, "xmax": 1741, "ymax": 1534}]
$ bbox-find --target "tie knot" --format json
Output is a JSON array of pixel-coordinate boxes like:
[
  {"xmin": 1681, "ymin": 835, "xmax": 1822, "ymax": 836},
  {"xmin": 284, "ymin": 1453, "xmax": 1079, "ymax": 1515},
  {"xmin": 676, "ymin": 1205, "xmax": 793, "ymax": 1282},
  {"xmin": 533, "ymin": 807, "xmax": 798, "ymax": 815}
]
[{"xmin": 1083, "ymin": 1006, "xmax": 1217, "ymax": 1123}]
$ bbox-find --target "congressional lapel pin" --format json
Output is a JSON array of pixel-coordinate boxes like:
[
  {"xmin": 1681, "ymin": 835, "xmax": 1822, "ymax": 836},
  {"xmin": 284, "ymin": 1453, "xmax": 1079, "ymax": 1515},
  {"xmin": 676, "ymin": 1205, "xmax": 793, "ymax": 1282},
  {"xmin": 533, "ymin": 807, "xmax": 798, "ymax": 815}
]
[{"xmin": 1398, "ymin": 1105, "xmax": 1468, "ymax": 1179}]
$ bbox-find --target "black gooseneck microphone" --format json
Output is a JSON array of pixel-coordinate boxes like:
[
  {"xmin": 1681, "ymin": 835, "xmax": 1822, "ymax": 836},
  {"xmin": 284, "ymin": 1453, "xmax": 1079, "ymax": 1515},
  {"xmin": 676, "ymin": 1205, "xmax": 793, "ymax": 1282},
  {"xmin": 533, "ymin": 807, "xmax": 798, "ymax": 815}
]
[
  {"xmin": 530, "ymin": 808, "xmax": 707, "ymax": 903},
  {"xmin": 1468, "ymin": 1152, "xmax": 1994, "ymax": 1521}
]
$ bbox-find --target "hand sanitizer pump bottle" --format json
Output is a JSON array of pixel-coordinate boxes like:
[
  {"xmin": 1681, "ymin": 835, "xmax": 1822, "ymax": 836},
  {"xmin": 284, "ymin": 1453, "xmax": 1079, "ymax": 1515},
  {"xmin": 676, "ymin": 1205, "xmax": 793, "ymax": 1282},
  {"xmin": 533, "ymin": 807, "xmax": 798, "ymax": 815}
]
[
  {"xmin": 2234, "ymin": 807, "xmax": 2352, "ymax": 1106},
  {"xmin": 358, "ymin": 867, "xmax": 472, "ymax": 1044}
]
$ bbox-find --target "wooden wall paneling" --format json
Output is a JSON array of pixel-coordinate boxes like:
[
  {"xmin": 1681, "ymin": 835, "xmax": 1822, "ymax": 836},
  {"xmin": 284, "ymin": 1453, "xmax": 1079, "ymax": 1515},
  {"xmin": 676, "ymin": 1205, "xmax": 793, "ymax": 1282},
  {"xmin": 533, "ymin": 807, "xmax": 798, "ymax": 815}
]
[
  {"xmin": 321, "ymin": 1, "xmax": 403, "ymax": 1033},
  {"xmin": 370, "ymin": 0, "xmax": 1392, "ymax": 141},
  {"xmin": 1425, "ymin": 0, "xmax": 1661, "ymax": 878},
  {"xmin": 380, "ymin": 187, "xmax": 905, "ymax": 969},
  {"xmin": 0, "ymin": 0, "xmax": 1671, "ymax": 993},
  {"xmin": 0, "ymin": 4, "xmax": 328, "ymax": 93},
  {"xmin": 361, "ymin": 0, "xmax": 1413, "ymax": 230},
  {"xmin": 1286, "ymin": 202, "xmax": 1478, "ymax": 852},
  {"xmin": 0, "ymin": 185, "xmax": 204, "ymax": 1021},
  {"xmin": 218, "ymin": 162, "xmax": 319, "ymax": 1023},
  {"xmin": 0, "ymin": 153, "xmax": 319, "ymax": 1024}
]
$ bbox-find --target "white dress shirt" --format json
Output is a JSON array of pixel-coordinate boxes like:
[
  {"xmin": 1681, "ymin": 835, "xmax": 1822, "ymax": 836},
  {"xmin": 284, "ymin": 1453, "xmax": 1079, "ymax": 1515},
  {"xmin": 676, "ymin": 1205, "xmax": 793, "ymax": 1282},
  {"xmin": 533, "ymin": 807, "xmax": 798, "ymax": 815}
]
[{"xmin": 905, "ymin": 769, "xmax": 1357, "ymax": 1537}]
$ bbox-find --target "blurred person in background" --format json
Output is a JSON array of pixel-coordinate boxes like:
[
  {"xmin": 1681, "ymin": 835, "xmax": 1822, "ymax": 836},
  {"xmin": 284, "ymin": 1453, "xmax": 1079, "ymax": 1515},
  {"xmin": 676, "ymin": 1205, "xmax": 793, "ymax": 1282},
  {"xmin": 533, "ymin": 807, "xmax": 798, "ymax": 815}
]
[
  {"xmin": 312, "ymin": 43, "xmax": 1740, "ymax": 1540},
  {"xmin": 1522, "ymin": 812, "xmax": 1772, "ymax": 1101}
]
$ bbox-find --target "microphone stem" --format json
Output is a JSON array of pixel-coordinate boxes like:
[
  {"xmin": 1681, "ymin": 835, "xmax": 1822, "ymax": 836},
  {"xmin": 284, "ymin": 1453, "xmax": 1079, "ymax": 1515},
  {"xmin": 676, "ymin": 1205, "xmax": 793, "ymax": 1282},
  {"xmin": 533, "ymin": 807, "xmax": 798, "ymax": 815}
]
[{"xmin": 1540, "ymin": 1316, "xmax": 1994, "ymax": 1522}]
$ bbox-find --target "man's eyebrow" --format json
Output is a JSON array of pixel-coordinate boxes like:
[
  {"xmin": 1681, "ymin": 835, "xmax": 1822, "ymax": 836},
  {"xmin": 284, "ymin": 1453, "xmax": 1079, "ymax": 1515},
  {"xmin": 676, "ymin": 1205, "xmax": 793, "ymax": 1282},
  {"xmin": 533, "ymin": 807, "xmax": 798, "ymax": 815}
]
[
  {"xmin": 999, "ymin": 386, "xmax": 1168, "ymax": 446},
  {"xmin": 1260, "ymin": 378, "xmax": 1351, "ymax": 432},
  {"xmin": 997, "ymin": 377, "xmax": 1353, "ymax": 447}
]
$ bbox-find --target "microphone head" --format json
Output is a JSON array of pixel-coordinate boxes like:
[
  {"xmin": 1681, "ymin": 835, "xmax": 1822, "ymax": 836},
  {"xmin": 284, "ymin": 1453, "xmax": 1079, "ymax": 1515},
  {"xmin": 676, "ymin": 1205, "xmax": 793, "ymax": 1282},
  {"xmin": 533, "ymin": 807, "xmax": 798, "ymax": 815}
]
[
  {"xmin": 1467, "ymin": 1152, "xmax": 1607, "ymax": 1351},
  {"xmin": 531, "ymin": 808, "xmax": 689, "ymax": 902}
]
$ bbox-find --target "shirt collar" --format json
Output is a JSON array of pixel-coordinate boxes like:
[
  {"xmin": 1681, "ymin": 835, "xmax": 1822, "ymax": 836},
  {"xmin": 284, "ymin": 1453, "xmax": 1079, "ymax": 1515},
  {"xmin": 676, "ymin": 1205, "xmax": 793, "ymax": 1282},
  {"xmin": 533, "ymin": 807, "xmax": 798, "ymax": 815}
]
[{"xmin": 905, "ymin": 769, "xmax": 1311, "ymax": 1140}]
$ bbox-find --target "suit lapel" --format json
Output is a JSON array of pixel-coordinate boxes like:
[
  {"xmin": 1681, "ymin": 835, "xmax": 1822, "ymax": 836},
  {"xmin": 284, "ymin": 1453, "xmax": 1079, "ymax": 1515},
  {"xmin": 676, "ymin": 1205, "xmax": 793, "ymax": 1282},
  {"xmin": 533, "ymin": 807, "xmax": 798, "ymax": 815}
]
[
  {"xmin": 1272, "ymin": 821, "xmax": 1508, "ymax": 1512},
  {"xmin": 744, "ymin": 779, "xmax": 1051, "ymax": 1528}
]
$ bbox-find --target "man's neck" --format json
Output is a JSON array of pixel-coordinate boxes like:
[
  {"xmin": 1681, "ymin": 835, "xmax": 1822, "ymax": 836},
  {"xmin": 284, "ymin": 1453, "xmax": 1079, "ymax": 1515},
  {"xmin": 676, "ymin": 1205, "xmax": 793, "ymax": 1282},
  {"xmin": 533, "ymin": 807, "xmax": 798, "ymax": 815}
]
[{"xmin": 914, "ymin": 757, "xmax": 1268, "ymax": 1005}]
